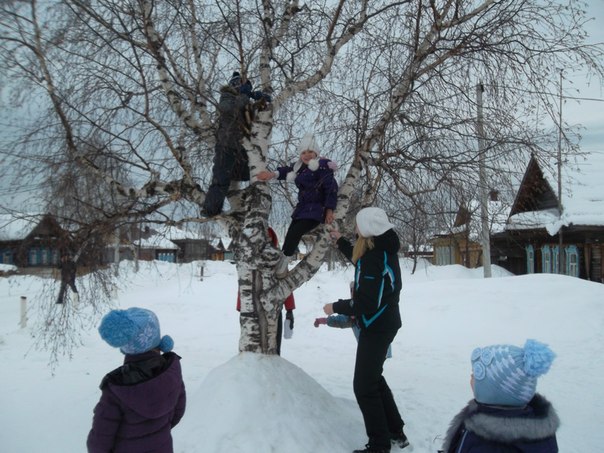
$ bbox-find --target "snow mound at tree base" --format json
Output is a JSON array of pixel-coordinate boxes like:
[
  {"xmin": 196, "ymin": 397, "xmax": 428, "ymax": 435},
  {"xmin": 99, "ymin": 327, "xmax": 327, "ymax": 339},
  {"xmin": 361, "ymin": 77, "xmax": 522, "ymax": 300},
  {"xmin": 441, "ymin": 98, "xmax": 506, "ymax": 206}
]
[{"xmin": 176, "ymin": 352, "xmax": 363, "ymax": 453}]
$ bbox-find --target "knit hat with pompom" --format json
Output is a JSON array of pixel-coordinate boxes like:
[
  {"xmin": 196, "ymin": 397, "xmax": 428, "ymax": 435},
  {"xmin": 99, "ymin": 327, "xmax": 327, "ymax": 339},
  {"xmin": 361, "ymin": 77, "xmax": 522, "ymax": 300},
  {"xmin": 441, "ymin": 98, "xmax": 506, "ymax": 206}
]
[
  {"xmin": 286, "ymin": 132, "xmax": 332, "ymax": 182},
  {"xmin": 98, "ymin": 307, "xmax": 174, "ymax": 355},
  {"xmin": 471, "ymin": 339, "xmax": 555, "ymax": 406}
]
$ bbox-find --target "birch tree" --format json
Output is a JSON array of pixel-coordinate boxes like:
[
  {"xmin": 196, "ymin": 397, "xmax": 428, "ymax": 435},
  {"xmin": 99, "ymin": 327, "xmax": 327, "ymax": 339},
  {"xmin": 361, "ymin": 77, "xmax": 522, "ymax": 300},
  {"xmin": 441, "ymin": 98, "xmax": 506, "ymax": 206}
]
[{"xmin": 1, "ymin": 0, "xmax": 602, "ymax": 355}]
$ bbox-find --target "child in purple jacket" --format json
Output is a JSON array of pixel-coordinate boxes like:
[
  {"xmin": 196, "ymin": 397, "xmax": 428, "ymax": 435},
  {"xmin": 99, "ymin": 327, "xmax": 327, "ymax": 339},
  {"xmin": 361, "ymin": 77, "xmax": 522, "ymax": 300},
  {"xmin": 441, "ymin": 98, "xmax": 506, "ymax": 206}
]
[
  {"xmin": 257, "ymin": 132, "xmax": 338, "ymax": 277},
  {"xmin": 87, "ymin": 307, "xmax": 186, "ymax": 453},
  {"xmin": 440, "ymin": 339, "xmax": 559, "ymax": 453}
]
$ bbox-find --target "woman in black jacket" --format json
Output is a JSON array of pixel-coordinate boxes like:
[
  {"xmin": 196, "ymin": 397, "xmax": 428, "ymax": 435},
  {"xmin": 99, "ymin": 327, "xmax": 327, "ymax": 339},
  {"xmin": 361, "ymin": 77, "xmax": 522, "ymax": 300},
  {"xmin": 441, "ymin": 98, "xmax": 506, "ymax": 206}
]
[{"xmin": 324, "ymin": 207, "xmax": 409, "ymax": 453}]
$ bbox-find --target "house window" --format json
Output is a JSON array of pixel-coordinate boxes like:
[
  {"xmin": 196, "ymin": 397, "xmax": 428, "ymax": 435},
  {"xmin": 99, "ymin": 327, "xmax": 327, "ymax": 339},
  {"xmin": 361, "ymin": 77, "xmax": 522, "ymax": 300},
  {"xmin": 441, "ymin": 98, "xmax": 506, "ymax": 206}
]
[
  {"xmin": 28, "ymin": 248, "xmax": 39, "ymax": 265},
  {"xmin": 542, "ymin": 245, "xmax": 551, "ymax": 273},
  {"xmin": 40, "ymin": 248, "xmax": 50, "ymax": 265},
  {"xmin": 551, "ymin": 246, "xmax": 559, "ymax": 274},
  {"xmin": 0, "ymin": 249, "xmax": 13, "ymax": 264},
  {"xmin": 435, "ymin": 246, "xmax": 453, "ymax": 265},
  {"xmin": 526, "ymin": 245, "xmax": 534, "ymax": 274},
  {"xmin": 566, "ymin": 245, "xmax": 579, "ymax": 277},
  {"xmin": 157, "ymin": 252, "xmax": 175, "ymax": 263}
]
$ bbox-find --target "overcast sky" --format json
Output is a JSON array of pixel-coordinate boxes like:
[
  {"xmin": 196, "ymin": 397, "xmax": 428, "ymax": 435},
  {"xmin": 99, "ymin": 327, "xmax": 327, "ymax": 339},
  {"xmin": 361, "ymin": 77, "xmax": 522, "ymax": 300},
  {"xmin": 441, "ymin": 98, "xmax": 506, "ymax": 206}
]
[{"xmin": 559, "ymin": 1, "xmax": 604, "ymax": 152}]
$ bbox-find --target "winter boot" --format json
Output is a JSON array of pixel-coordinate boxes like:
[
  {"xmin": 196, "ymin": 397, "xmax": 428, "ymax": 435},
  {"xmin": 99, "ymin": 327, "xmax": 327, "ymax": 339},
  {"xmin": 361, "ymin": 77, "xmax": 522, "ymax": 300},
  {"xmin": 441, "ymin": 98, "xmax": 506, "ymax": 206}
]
[
  {"xmin": 275, "ymin": 253, "xmax": 292, "ymax": 279},
  {"xmin": 353, "ymin": 445, "xmax": 390, "ymax": 453},
  {"xmin": 391, "ymin": 429, "xmax": 410, "ymax": 449}
]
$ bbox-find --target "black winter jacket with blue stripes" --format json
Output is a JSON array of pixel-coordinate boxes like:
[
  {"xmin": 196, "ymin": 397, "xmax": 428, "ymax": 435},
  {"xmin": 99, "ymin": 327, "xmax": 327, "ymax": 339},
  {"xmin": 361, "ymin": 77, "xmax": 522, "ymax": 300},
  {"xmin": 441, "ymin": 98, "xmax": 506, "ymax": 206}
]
[{"xmin": 332, "ymin": 228, "xmax": 402, "ymax": 332}]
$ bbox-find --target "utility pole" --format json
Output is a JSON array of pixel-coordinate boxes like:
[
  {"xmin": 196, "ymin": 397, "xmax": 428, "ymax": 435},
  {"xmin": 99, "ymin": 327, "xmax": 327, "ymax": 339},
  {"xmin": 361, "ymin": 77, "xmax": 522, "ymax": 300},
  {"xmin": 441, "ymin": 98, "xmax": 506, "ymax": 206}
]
[
  {"xmin": 476, "ymin": 82, "xmax": 492, "ymax": 278},
  {"xmin": 557, "ymin": 70, "xmax": 565, "ymax": 274}
]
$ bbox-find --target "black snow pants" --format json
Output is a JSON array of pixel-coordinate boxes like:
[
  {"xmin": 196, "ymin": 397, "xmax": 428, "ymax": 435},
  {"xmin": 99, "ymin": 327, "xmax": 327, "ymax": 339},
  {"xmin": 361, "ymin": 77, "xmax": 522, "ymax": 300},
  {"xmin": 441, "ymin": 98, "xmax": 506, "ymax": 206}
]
[
  {"xmin": 353, "ymin": 328, "xmax": 404, "ymax": 450},
  {"xmin": 203, "ymin": 142, "xmax": 250, "ymax": 216},
  {"xmin": 57, "ymin": 279, "xmax": 78, "ymax": 304},
  {"xmin": 281, "ymin": 219, "xmax": 320, "ymax": 257}
]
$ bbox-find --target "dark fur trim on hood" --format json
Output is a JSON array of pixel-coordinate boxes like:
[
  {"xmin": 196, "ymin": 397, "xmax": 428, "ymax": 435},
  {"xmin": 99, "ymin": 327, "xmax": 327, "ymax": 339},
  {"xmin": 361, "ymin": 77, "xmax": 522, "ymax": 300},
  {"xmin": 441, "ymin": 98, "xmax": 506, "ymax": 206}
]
[
  {"xmin": 441, "ymin": 394, "xmax": 560, "ymax": 451},
  {"xmin": 220, "ymin": 85, "xmax": 239, "ymax": 94}
]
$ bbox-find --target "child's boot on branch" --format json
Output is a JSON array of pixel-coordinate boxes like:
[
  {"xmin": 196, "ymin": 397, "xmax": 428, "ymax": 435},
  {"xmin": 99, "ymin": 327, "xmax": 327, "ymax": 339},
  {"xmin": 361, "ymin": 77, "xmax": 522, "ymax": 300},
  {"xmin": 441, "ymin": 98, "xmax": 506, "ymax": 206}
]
[{"xmin": 275, "ymin": 253, "xmax": 292, "ymax": 278}]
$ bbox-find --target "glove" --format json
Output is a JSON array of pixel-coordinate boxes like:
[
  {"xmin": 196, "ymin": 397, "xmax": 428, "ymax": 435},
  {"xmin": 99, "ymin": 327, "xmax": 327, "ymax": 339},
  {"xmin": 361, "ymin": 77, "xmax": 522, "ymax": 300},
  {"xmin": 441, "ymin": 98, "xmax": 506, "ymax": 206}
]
[
  {"xmin": 239, "ymin": 80, "xmax": 253, "ymax": 96},
  {"xmin": 314, "ymin": 317, "xmax": 327, "ymax": 328},
  {"xmin": 285, "ymin": 309, "xmax": 294, "ymax": 330},
  {"xmin": 249, "ymin": 90, "xmax": 271, "ymax": 102}
]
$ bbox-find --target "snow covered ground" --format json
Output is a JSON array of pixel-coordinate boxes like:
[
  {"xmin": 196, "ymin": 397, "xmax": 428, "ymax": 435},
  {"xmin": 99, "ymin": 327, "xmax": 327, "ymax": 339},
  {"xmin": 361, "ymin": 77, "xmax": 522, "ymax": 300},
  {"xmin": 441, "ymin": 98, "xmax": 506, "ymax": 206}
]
[{"xmin": 1, "ymin": 258, "xmax": 603, "ymax": 452}]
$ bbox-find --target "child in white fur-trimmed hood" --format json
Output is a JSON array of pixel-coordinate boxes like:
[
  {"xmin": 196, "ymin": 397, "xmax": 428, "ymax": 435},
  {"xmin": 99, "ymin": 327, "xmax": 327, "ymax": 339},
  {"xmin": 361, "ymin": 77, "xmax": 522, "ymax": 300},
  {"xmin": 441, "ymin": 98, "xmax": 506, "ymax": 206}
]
[{"xmin": 257, "ymin": 132, "xmax": 338, "ymax": 277}]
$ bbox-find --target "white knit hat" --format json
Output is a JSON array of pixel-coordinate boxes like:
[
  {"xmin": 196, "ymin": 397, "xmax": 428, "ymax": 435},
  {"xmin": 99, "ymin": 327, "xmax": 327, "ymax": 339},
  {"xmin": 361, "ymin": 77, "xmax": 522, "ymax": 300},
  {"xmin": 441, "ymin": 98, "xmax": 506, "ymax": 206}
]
[
  {"xmin": 355, "ymin": 207, "xmax": 394, "ymax": 237},
  {"xmin": 297, "ymin": 132, "xmax": 319, "ymax": 155}
]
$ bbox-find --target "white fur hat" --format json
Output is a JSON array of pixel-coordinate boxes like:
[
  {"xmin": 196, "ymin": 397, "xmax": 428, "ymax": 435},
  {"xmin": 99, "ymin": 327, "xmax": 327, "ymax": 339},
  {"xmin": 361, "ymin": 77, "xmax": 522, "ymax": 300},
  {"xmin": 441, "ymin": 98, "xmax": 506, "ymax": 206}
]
[
  {"xmin": 297, "ymin": 132, "xmax": 319, "ymax": 155},
  {"xmin": 356, "ymin": 207, "xmax": 394, "ymax": 237}
]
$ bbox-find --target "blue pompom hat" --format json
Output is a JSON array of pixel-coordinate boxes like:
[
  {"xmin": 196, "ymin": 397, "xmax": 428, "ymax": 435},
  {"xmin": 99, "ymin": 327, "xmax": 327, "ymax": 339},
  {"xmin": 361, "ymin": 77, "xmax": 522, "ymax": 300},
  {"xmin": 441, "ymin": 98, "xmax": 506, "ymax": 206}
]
[
  {"xmin": 471, "ymin": 339, "xmax": 555, "ymax": 406},
  {"xmin": 98, "ymin": 307, "xmax": 174, "ymax": 355}
]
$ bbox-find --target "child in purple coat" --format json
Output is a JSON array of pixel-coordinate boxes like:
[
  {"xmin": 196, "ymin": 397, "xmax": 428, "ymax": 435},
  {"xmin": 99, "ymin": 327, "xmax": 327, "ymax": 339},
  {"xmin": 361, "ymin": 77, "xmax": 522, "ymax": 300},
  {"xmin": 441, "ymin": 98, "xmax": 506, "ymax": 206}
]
[
  {"xmin": 87, "ymin": 307, "xmax": 186, "ymax": 453},
  {"xmin": 257, "ymin": 132, "xmax": 338, "ymax": 277},
  {"xmin": 440, "ymin": 339, "xmax": 559, "ymax": 453}
]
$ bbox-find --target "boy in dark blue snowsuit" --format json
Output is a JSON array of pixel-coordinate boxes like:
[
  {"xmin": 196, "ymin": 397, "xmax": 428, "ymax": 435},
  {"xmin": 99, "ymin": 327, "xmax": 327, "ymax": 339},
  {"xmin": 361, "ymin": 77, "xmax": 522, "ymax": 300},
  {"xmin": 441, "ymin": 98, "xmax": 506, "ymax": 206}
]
[{"xmin": 203, "ymin": 72, "xmax": 270, "ymax": 217}]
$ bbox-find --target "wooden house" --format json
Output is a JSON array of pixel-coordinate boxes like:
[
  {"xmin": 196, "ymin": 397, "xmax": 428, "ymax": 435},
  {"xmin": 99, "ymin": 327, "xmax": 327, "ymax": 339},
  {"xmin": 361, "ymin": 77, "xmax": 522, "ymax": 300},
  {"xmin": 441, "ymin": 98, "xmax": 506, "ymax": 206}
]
[
  {"xmin": 431, "ymin": 193, "xmax": 509, "ymax": 268},
  {"xmin": 134, "ymin": 234, "xmax": 179, "ymax": 263},
  {"xmin": 104, "ymin": 224, "xmax": 222, "ymax": 264},
  {"xmin": 491, "ymin": 152, "xmax": 604, "ymax": 282},
  {"xmin": 0, "ymin": 213, "xmax": 72, "ymax": 267},
  {"xmin": 166, "ymin": 226, "xmax": 223, "ymax": 262},
  {"xmin": 208, "ymin": 237, "xmax": 233, "ymax": 261}
]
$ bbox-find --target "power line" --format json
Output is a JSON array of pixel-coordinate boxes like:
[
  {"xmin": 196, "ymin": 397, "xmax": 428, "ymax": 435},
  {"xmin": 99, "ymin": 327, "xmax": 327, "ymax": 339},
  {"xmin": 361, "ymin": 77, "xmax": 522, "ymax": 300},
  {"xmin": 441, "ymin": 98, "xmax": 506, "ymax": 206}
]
[{"xmin": 481, "ymin": 83, "xmax": 604, "ymax": 103}]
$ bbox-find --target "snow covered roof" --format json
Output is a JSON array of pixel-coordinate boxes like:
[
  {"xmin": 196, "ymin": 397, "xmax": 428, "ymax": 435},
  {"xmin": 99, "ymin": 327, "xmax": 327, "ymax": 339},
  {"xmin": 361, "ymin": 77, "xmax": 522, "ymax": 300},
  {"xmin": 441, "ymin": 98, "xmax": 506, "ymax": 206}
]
[
  {"xmin": 507, "ymin": 151, "xmax": 604, "ymax": 233},
  {"xmin": 507, "ymin": 208, "xmax": 561, "ymax": 235},
  {"xmin": 156, "ymin": 225, "xmax": 201, "ymax": 241},
  {"xmin": 0, "ymin": 213, "xmax": 46, "ymax": 241},
  {"xmin": 134, "ymin": 234, "xmax": 179, "ymax": 250},
  {"xmin": 220, "ymin": 236, "xmax": 232, "ymax": 249}
]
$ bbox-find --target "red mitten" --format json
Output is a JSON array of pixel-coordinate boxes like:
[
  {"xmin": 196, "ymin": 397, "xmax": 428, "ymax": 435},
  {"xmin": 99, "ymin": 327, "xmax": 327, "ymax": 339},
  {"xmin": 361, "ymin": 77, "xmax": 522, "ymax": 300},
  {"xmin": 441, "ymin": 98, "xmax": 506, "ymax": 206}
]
[{"xmin": 314, "ymin": 317, "xmax": 328, "ymax": 328}]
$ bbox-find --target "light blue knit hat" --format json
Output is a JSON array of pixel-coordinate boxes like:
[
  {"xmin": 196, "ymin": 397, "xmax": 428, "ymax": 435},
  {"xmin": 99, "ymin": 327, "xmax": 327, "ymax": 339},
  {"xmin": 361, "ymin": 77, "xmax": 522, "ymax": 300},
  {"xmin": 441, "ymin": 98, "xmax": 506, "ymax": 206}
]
[
  {"xmin": 98, "ymin": 307, "xmax": 174, "ymax": 355},
  {"xmin": 471, "ymin": 339, "xmax": 555, "ymax": 406}
]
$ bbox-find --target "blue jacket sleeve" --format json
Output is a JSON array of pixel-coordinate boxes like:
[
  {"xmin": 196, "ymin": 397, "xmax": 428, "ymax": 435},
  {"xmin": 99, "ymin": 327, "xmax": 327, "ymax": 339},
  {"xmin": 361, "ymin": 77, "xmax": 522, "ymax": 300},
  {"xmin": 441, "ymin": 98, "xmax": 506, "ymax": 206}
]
[{"xmin": 326, "ymin": 313, "xmax": 354, "ymax": 329}]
